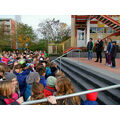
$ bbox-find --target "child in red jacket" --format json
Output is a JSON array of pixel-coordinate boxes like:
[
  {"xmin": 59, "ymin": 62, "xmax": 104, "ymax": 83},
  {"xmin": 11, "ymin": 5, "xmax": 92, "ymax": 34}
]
[
  {"xmin": 2, "ymin": 54, "xmax": 9, "ymax": 65},
  {"xmin": 44, "ymin": 76, "xmax": 56, "ymax": 97}
]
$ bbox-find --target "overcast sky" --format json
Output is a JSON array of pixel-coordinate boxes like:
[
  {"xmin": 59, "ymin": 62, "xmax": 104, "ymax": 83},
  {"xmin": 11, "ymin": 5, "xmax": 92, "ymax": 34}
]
[
  {"xmin": 21, "ymin": 15, "xmax": 71, "ymax": 30},
  {"xmin": 0, "ymin": 15, "xmax": 71, "ymax": 30}
]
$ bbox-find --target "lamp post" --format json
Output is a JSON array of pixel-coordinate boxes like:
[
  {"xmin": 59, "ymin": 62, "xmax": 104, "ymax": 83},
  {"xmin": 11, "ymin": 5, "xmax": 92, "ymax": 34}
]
[
  {"xmin": 15, "ymin": 22, "xmax": 18, "ymax": 49},
  {"xmin": 47, "ymin": 39, "xmax": 49, "ymax": 56}
]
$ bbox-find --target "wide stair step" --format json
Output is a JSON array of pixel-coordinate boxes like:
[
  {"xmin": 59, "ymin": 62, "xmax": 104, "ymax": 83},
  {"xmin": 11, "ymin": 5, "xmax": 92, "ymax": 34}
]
[{"xmin": 55, "ymin": 58, "xmax": 120, "ymax": 105}]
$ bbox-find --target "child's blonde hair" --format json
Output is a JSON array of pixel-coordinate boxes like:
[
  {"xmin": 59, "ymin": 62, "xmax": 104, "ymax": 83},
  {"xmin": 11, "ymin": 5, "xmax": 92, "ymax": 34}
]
[
  {"xmin": 0, "ymin": 81, "xmax": 13, "ymax": 98},
  {"xmin": 55, "ymin": 70, "xmax": 65, "ymax": 79}
]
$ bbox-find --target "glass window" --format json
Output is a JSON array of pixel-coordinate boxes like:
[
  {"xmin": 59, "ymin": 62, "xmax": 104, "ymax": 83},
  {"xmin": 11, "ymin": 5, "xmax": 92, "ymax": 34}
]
[
  {"xmin": 82, "ymin": 32, "xmax": 84, "ymax": 40},
  {"xmin": 104, "ymin": 28, "xmax": 107, "ymax": 33},
  {"xmin": 78, "ymin": 32, "xmax": 84, "ymax": 40},
  {"xmin": 97, "ymin": 28, "xmax": 104, "ymax": 33},
  {"xmin": 77, "ymin": 30, "xmax": 85, "ymax": 40},
  {"xmin": 78, "ymin": 32, "xmax": 81, "ymax": 40},
  {"xmin": 90, "ymin": 27, "xmax": 97, "ymax": 33},
  {"xmin": 108, "ymin": 27, "xmax": 112, "ymax": 33},
  {"xmin": 113, "ymin": 29, "xmax": 116, "ymax": 33}
]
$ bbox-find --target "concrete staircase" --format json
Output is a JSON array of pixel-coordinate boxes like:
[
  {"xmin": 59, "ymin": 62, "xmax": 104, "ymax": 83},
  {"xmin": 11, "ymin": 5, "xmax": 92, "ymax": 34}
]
[{"xmin": 55, "ymin": 58, "xmax": 120, "ymax": 105}]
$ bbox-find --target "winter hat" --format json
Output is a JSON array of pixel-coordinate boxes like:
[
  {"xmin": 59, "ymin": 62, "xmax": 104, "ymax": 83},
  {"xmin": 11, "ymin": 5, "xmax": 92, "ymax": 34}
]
[
  {"xmin": 19, "ymin": 60, "xmax": 25, "ymax": 64},
  {"xmin": 26, "ymin": 72, "xmax": 40, "ymax": 84},
  {"xmin": 47, "ymin": 76, "xmax": 56, "ymax": 87},
  {"xmin": 4, "ymin": 72, "xmax": 17, "ymax": 81},
  {"xmin": 86, "ymin": 89, "xmax": 98, "ymax": 101},
  {"xmin": 41, "ymin": 53, "xmax": 45, "ymax": 56}
]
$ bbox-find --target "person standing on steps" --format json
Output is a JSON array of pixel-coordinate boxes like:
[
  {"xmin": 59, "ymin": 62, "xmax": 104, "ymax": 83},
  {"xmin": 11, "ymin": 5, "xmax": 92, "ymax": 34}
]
[
  {"xmin": 104, "ymin": 38, "xmax": 108, "ymax": 65},
  {"xmin": 106, "ymin": 38, "xmax": 113, "ymax": 67},
  {"xmin": 110, "ymin": 41, "xmax": 118, "ymax": 68},
  {"xmin": 95, "ymin": 38, "xmax": 104, "ymax": 63},
  {"xmin": 95, "ymin": 40, "xmax": 100, "ymax": 62},
  {"xmin": 87, "ymin": 38, "xmax": 94, "ymax": 60}
]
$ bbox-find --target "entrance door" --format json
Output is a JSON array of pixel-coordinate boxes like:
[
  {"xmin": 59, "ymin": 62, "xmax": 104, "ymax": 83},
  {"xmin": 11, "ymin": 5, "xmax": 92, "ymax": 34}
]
[{"xmin": 77, "ymin": 29, "xmax": 86, "ymax": 47}]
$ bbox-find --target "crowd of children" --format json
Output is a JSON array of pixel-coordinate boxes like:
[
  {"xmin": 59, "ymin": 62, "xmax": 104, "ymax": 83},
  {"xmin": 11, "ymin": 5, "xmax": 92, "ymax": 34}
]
[{"xmin": 0, "ymin": 50, "xmax": 98, "ymax": 105}]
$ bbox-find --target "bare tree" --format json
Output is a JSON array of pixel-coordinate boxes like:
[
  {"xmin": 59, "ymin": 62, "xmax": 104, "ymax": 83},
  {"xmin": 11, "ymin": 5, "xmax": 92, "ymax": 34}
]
[{"xmin": 37, "ymin": 18, "xmax": 71, "ymax": 42}]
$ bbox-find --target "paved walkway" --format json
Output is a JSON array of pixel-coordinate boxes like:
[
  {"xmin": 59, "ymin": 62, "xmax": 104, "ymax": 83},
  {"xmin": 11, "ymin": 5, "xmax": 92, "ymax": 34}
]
[{"xmin": 66, "ymin": 57, "xmax": 120, "ymax": 80}]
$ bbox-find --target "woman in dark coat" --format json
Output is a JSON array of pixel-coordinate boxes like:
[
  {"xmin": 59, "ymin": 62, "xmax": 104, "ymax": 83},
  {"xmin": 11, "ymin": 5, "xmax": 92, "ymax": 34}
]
[
  {"xmin": 110, "ymin": 41, "xmax": 118, "ymax": 68},
  {"xmin": 95, "ymin": 39, "xmax": 104, "ymax": 63},
  {"xmin": 95, "ymin": 40, "xmax": 99, "ymax": 62}
]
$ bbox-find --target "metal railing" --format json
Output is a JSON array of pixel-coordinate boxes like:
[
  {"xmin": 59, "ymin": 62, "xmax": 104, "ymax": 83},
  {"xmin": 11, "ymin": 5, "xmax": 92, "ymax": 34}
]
[
  {"xmin": 22, "ymin": 84, "xmax": 120, "ymax": 105},
  {"xmin": 51, "ymin": 49, "xmax": 81, "ymax": 71}
]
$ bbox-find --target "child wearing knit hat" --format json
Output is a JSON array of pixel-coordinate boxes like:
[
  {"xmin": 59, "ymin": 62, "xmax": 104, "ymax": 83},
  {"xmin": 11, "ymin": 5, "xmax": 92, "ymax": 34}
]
[
  {"xmin": 1, "ymin": 72, "xmax": 23, "ymax": 104},
  {"xmin": 4, "ymin": 72, "xmax": 20, "ymax": 96},
  {"xmin": 24, "ymin": 72, "xmax": 40, "ymax": 101},
  {"xmin": 81, "ymin": 89, "xmax": 98, "ymax": 105},
  {"xmin": 44, "ymin": 76, "xmax": 57, "ymax": 97}
]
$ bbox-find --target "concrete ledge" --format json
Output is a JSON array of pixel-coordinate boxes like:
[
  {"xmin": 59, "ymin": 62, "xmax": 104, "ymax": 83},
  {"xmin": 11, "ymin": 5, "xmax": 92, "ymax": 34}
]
[{"xmin": 67, "ymin": 52, "xmax": 120, "ymax": 58}]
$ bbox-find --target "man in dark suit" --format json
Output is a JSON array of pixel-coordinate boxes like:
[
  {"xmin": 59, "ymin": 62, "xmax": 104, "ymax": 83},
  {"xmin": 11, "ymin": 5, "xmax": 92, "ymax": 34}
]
[{"xmin": 95, "ymin": 39, "xmax": 104, "ymax": 63}]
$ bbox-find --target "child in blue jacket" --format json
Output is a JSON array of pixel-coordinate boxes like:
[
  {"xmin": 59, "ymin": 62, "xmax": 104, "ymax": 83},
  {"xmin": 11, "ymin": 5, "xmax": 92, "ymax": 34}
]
[
  {"xmin": 36, "ymin": 65, "xmax": 47, "ymax": 88},
  {"xmin": 41, "ymin": 60, "xmax": 52, "ymax": 78},
  {"xmin": 14, "ymin": 64, "xmax": 29, "ymax": 99}
]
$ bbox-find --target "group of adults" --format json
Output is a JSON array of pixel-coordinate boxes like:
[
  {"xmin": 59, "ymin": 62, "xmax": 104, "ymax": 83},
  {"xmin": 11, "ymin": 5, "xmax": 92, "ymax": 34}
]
[{"xmin": 87, "ymin": 37, "xmax": 118, "ymax": 68}]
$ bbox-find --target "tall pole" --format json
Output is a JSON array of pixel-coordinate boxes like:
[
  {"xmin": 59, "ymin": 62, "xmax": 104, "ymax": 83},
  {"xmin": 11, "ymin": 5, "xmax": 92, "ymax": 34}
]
[
  {"xmin": 48, "ymin": 39, "xmax": 49, "ymax": 56},
  {"xmin": 15, "ymin": 22, "xmax": 18, "ymax": 49},
  {"xmin": 87, "ymin": 16, "xmax": 90, "ymax": 45},
  {"xmin": 71, "ymin": 15, "xmax": 75, "ymax": 47}
]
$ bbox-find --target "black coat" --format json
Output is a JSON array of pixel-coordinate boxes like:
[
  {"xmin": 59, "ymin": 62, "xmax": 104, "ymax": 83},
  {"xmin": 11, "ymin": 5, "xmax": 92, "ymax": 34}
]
[
  {"xmin": 110, "ymin": 45, "xmax": 118, "ymax": 58},
  {"xmin": 97, "ymin": 40, "xmax": 103, "ymax": 52},
  {"xmin": 95, "ymin": 43, "xmax": 99, "ymax": 52}
]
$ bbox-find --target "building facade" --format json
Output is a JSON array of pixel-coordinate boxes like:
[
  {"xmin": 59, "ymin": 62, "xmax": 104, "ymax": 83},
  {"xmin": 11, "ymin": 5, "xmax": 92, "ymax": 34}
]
[
  {"xmin": 0, "ymin": 18, "xmax": 16, "ymax": 49},
  {"xmin": 71, "ymin": 15, "xmax": 120, "ymax": 48}
]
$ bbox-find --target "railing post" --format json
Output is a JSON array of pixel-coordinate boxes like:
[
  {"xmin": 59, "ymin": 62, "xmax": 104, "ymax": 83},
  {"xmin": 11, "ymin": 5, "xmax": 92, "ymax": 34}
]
[
  {"xmin": 60, "ymin": 57, "xmax": 61, "ymax": 71},
  {"xmin": 79, "ymin": 49, "xmax": 80, "ymax": 63},
  {"xmin": 71, "ymin": 51, "xmax": 72, "ymax": 58}
]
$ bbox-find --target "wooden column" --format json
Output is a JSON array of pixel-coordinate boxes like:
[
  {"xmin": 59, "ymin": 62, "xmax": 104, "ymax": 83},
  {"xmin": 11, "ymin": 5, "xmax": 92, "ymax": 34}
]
[{"xmin": 71, "ymin": 15, "xmax": 75, "ymax": 47}]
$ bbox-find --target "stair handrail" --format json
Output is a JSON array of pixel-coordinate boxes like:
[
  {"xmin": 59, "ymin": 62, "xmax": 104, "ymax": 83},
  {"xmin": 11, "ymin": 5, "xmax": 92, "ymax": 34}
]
[
  {"xmin": 22, "ymin": 84, "xmax": 120, "ymax": 105},
  {"xmin": 101, "ymin": 15, "xmax": 120, "ymax": 26},
  {"xmin": 51, "ymin": 49, "xmax": 81, "ymax": 71},
  {"xmin": 102, "ymin": 31, "xmax": 120, "ymax": 41},
  {"xmin": 51, "ymin": 49, "xmax": 81, "ymax": 63}
]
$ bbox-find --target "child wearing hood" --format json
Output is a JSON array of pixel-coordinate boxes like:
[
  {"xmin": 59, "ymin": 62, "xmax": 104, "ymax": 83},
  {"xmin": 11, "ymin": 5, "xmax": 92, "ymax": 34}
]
[{"xmin": 81, "ymin": 89, "xmax": 98, "ymax": 105}]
